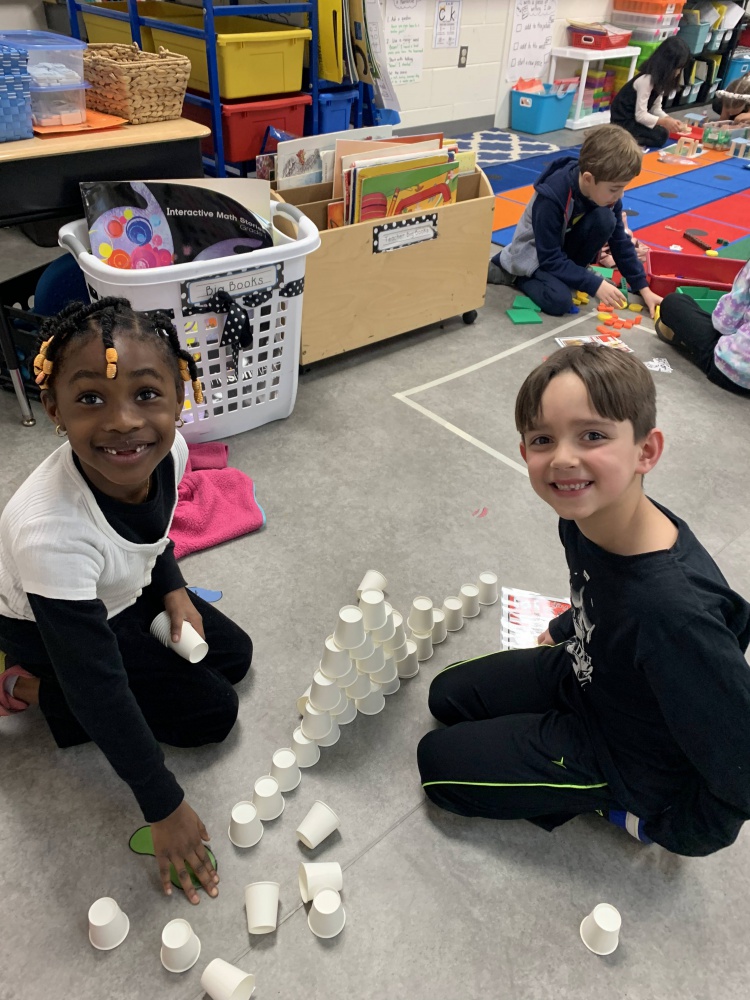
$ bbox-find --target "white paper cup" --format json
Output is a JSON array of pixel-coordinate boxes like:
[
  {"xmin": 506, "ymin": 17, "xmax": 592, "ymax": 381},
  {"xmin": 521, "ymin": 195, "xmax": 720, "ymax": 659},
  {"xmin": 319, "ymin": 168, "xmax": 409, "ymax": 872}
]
[
  {"xmin": 296, "ymin": 799, "xmax": 340, "ymax": 849},
  {"xmin": 397, "ymin": 640, "xmax": 420, "ymax": 678},
  {"xmin": 300, "ymin": 702, "xmax": 333, "ymax": 741},
  {"xmin": 309, "ymin": 669, "xmax": 341, "ymax": 712},
  {"xmin": 293, "ymin": 726, "xmax": 321, "ymax": 767},
  {"xmin": 356, "ymin": 569, "xmax": 387, "ymax": 598},
  {"xmin": 356, "ymin": 680, "xmax": 386, "ymax": 715},
  {"xmin": 460, "ymin": 584, "xmax": 480, "ymax": 618},
  {"xmin": 271, "ymin": 748, "xmax": 301, "ymax": 792},
  {"xmin": 443, "ymin": 597, "xmax": 464, "ymax": 631},
  {"xmin": 478, "ymin": 571, "xmax": 499, "ymax": 605},
  {"xmin": 160, "ymin": 918, "xmax": 201, "ymax": 973},
  {"xmin": 333, "ymin": 605, "xmax": 366, "ymax": 650},
  {"xmin": 228, "ymin": 800, "xmax": 263, "ymax": 848},
  {"xmin": 432, "ymin": 608, "xmax": 447, "ymax": 644},
  {"xmin": 348, "ymin": 631, "xmax": 375, "ymax": 661},
  {"xmin": 412, "ymin": 631, "xmax": 433, "ymax": 661},
  {"xmin": 331, "ymin": 695, "xmax": 357, "ymax": 724},
  {"xmin": 320, "ymin": 635, "xmax": 352, "ymax": 679},
  {"xmin": 360, "ymin": 588, "xmax": 387, "ymax": 631},
  {"xmin": 335, "ymin": 659, "xmax": 358, "ymax": 689},
  {"xmin": 580, "ymin": 903, "xmax": 622, "ymax": 956},
  {"xmin": 370, "ymin": 654, "xmax": 397, "ymax": 685},
  {"xmin": 252, "ymin": 775, "xmax": 285, "ymax": 821},
  {"xmin": 380, "ymin": 676, "xmax": 401, "ymax": 695},
  {"xmin": 245, "ymin": 881, "xmax": 280, "ymax": 935},
  {"xmin": 308, "ymin": 888, "xmax": 346, "ymax": 939},
  {"xmin": 369, "ymin": 602, "xmax": 395, "ymax": 642},
  {"xmin": 384, "ymin": 610, "xmax": 407, "ymax": 651},
  {"xmin": 298, "ymin": 861, "xmax": 343, "ymax": 903},
  {"xmin": 150, "ymin": 611, "xmax": 208, "ymax": 664},
  {"xmin": 316, "ymin": 719, "xmax": 341, "ymax": 747},
  {"xmin": 344, "ymin": 668, "xmax": 372, "ymax": 700},
  {"xmin": 201, "ymin": 958, "xmax": 256, "ymax": 1000},
  {"xmin": 386, "ymin": 637, "xmax": 407, "ymax": 661},
  {"xmin": 88, "ymin": 897, "xmax": 129, "ymax": 951},
  {"xmin": 296, "ymin": 686, "xmax": 311, "ymax": 716},
  {"xmin": 407, "ymin": 596, "xmax": 434, "ymax": 635},
  {"xmin": 355, "ymin": 643, "xmax": 385, "ymax": 675}
]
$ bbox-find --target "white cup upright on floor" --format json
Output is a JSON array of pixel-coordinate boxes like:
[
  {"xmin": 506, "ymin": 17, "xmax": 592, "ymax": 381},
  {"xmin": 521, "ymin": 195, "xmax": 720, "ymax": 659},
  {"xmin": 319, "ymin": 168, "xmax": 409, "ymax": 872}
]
[
  {"xmin": 296, "ymin": 799, "xmax": 340, "ymax": 849},
  {"xmin": 293, "ymin": 726, "xmax": 321, "ymax": 767},
  {"xmin": 460, "ymin": 584, "xmax": 480, "ymax": 618},
  {"xmin": 270, "ymin": 748, "xmax": 301, "ymax": 791},
  {"xmin": 228, "ymin": 800, "xmax": 263, "ymax": 848},
  {"xmin": 356, "ymin": 569, "xmax": 387, "ymax": 598},
  {"xmin": 88, "ymin": 896, "xmax": 129, "ymax": 951},
  {"xmin": 320, "ymin": 635, "xmax": 352, "ymax": 679},
  {"xmin": 150, "ymin": 611, "xmax": 208, "ymax": 663},
  {"xmin": 407, "ymin": 596, "xmax": 434, "ymax": 634},
  {"xmin": 432, "ymin": 608, "xmax": 447, "ymax": 644},
  {"xmin": 245, "ymin": 881, "xmax": 280, "ymax": 935},
  {"xmin": 299, "ymin": 861, "xmax": 343, "ymax": 903},
  {"xmin": 580, "ymin": 903, "xmax": 622, "ymax": 955},
  {"xmin": 397, "ymin": 639, "xmax": 419, "ymax": 678},
  {"xmin": 201, "ymin": 958, "xmax": 256, "ymax": 1000},
  {"xmin": 442, "ymin": 597, "xmax": 464, "ymax": 631},
  {"xmin": 478, "ymin": 571, "xmax": 499, "ymax": 605},
  {"xmin": 333, "ymin": 605, "xmax": 366, "ymax": 650},
  {"xmin": 160, "ymin": 918, "xmax": 201, "ymax": 973},
  {"xmin": 308, "ymin": 888, "xmax": 346, "ymax": 939},
  {"xmin": 252, "ymin": 775, "xmax": 285, "ymax": 821}
]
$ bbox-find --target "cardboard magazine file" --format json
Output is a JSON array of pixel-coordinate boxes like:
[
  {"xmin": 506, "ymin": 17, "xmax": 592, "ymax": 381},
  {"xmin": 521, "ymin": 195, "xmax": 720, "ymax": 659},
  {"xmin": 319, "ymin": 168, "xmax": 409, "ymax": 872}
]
[{"xmin": 272, "ymin": 169, "xmax": 494, "ymax": 364}]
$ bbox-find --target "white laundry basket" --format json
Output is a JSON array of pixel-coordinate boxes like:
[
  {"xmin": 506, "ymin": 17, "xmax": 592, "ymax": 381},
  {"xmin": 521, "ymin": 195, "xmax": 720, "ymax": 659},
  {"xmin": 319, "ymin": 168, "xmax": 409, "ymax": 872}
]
[{"xmin": 58, "ymin": 203, "xmax": 320, "ymax": 443}]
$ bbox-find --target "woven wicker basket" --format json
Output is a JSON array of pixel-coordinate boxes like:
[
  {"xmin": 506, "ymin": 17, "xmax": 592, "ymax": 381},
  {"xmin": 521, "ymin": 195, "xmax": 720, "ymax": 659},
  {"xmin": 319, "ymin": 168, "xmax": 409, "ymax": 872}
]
[{"xmin": 83, "ymin": 43, "xmax": 190, "ymax": 125}]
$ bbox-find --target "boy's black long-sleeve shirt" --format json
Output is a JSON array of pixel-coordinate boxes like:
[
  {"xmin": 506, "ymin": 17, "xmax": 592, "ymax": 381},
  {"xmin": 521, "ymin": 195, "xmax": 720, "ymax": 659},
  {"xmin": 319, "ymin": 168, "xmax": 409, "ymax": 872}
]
[{"xmin": 548, "ymin": 500, "xmax": 750, "ymax": 856}]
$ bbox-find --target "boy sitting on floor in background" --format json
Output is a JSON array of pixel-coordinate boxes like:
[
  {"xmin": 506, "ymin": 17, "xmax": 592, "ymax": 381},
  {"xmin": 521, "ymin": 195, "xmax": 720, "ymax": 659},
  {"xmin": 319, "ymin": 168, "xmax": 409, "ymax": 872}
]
[{"xmin": 487, "ymin": 124, "xmax": 662, "ymax": 318}]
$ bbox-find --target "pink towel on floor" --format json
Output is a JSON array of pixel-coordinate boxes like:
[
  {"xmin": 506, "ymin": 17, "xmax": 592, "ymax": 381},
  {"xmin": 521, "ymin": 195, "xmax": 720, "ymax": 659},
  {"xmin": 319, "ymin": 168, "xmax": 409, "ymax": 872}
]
[{"xmin": 170, "ymin": 443, "xmax": 266, "ymax": 560}]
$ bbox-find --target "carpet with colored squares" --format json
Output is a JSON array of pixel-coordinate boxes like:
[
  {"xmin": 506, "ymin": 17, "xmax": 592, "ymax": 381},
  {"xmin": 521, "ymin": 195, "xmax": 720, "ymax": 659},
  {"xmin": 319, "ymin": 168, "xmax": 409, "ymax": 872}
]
[{"xmin": 490, "ymin": 146, "xmax": 750, "ymax": 261}]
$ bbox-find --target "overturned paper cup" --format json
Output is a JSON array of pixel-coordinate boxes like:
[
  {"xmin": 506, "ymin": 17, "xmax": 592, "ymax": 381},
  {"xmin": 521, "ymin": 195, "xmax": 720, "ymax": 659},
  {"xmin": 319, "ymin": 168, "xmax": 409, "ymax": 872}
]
[
  {"xmin": 296, "ymin": 686, "xmax": 311, "ymax": 716},
  {"xmin": 407, "ymin": 596, "xmax": 434, "ymax": 635},
  {"xmin": 385, "ymin": 610, "xmax": 407, "ymax": 651},
  {"xmin": 478, "ymin": 571, "xmax": 499, "ymax": 605},
  {"xmin": 245, "ymin": 881, "xmax": 280, "ymax": 935},
  {"xmin": 380, "ymin": 676, "xmax": 401, "ymax": 695},
  {"xmin": 320, "ymin": 635, "xmax": 352, "ymax": 679},
  {"xmin": 397, "ymin": 639, "xmax": 419, "ymax": 679},
  {"xmin": 580, "ymin": 903, "xmax": 622, "ymax": 956},
  {"xmin": 308, "ymin": 888, "xmax": 346, "ymax": 939},
  {"xmin": 335, "ymin": 659, "xmax": 358, "ymax": 689},
  {"xmin": 316, "ymin": 719, "xmax": 341, "ymax": 747},
  {"xmin": 360, "ymin": 588, "xmax": 388, "ymax": 631},
  {"xmin": 345, "ymin": 668, "xmax": 372, "ymax": 701},
  {"xmin": 370, "ymin": 602, "xmax": 395, "ymax": 643},
  {"xmin": 300, "ymin": 702, "xmax": 333, "ymax": 741},
  {"xmin": 357, "ymin": 569, "xmax": 387, "ymax": 598},
  {"xmin": 442, "ymin": 597, "xmax": 464, "ymax": 631},
  {"xmin": 309, "ymin": 669, "xmax": 341, "ymax": 712},
  {"xmin": 252, "ymin": 775, "xmax": 285, "ymax": 821},
  {"xmin": 151, "ymin": 611, "xmax": 208, "ymax": 664},
  {"xmin": 160, "ymin": 918, "xmax": 201, "ymax": 973},
  {"xmin": 293, "ymin": 726, "xmax": 321, "ymax": 767},
  {"xmin": 331, "ymin": 694, "xmax": 357, "ymax": 724},
  {"xmin": 297, "ymin": 799, "xmax": 340, "ymax": 849},
  {"xmin": 333, "ymin": 605, "xmax": 366, "ymax": 650},
  {"xmin": 299, "ymin": 861, "xmax": 343, "ymax": 903},
  {"xmin": 412, "ymin": 631, "xmax": 433, "ymax": 662},
  {"xmin": 432, "ymin": 608, "xmax": 447, "ymax": 644},
  {"xmin": 370, "ymin": 654, "xmax": 397, "ymax": 685},
  {"xmin": 460, "ymin": 584, "xmax": 480, "ymax": 618},
  {"xmin": 201, "ymin": 958, "xmax": 256, "ymax": 1000},
  {"xmin": 349, "ymin": 631, "xmax": 375, "ymax": 662},
  {"xmin": 271, "ymin": 748, "xmax": 301, "ymax": 792},
  {"xmin": 88, "ymin": 896, "xmax": 129, "ymax": 951},
  {"xmin": 228, "ymin": 800, "xmax": 263, "ymax": 848},
  {"xmin": 356, "ymin": 680, "xmax": 386, "ymax": 716},
  {"xmin": 355, "ymin": 642, "xmax": 385, "ymax": 675}
]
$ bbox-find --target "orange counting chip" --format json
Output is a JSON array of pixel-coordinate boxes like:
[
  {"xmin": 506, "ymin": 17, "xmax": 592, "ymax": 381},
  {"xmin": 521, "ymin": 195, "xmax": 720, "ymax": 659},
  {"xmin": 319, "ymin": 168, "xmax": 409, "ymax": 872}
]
[
  {"xmin": 604, "ymin": 317, "xmax": 616, "ymax": 326},
  {"xmin": 614, "ymin": 320, "xmax": 624, "ymax": 329},
  {"xmin": 597, "ymin": 325, "xmax": 610, "ymax": 334},
  {"xmin": 623, "ymin": 320, "xmax": 633, "ymax": 329},
  {"xmin": 633, "ymin": 315, "xmax": 642, "ymax": 325}
]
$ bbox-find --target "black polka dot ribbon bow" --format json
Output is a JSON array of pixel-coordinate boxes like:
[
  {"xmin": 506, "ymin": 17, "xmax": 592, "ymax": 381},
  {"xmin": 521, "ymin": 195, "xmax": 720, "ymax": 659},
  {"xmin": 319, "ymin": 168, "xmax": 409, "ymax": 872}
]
[{"xmin": 205, "ymin": 290, "xmax": 253, "ymax": 370}]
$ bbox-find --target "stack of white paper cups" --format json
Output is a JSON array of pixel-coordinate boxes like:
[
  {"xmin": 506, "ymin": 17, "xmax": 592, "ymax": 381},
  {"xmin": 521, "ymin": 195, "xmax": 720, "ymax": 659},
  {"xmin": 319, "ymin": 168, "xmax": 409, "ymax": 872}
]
[
  {"xmin": 370, "ymin": 602, "xmax": 396, "ymax": 643},
  {"xmin": 300, "ymin": 702, "xmax": 332, "ymax": 741},
  {"xmin": 299, "ymin": 861, "xmax": 343, "ymax": 903},
  {"xmin": 345, "ymin": 668, "xmax": 371, "ymax": 701},
  {"xmin": 397, "ymin": 639, "xmax": 419, "ymax": 679},
  {"xmin": 370, "ymin": 653, "xmax": 397, "ymax": 686},
  {"xmin": 431, "ymin": 608, "xmax": 447, "ymax": 644},
  {"xmin": 296, "ymin": 800, "xmax": 340, "ymax": 849},
  {"xmin": 478, "ymin": 571, "xmax": 499, "ymax": 605},
  {"xmin": 384, "ymin": 610, "xmax": 407, "ymax": 659},
  {"xmin": 408, "ymin": 597, "xmax": 434, "ymax": 660},
  {"xmin": 330, "ymin": 689, "xmax": 357, "ymax": 725},
  {"xmin": 356, "ymin": 569, "xmax": 387, "ymax": 599}
]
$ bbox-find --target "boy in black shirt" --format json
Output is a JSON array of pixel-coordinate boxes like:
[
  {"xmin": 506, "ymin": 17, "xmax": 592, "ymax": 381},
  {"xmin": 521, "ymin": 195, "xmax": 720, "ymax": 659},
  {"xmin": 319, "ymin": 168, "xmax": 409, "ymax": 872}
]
[{"xmin": 418, "ymin": 345, "xmax": 750, "ymax": 855}]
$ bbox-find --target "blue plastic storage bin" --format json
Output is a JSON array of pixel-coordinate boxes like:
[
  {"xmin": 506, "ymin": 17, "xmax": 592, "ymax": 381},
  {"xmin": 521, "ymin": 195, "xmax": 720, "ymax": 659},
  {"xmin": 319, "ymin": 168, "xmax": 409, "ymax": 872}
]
[
  {"xmin": 0, "ymin": 43, "xmax": 32, "ymax": 142},
  {"xmin": 510, "ymin": 85, "xmax": 576, "ymax": 134},
  {"xmin": 313, "ymin": 88, "xmax": 358, "ymax": 133},
  {"xmin": 725, "ymin": 53, "xmax": 750, "ymax": 83}
]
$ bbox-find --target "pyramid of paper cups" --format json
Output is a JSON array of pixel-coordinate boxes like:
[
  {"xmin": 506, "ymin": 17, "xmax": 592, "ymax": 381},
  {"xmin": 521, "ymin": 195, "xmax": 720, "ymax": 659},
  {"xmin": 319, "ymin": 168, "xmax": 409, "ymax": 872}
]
[{"xmin": 404, "ymin": 572, "xmax": 499, "ymax": 658}]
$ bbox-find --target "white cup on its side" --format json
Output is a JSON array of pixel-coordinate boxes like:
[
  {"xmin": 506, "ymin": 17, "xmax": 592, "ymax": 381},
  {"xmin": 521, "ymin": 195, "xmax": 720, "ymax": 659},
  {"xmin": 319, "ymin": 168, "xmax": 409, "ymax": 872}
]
[
  {"xmin": 228, "ymin": 800, "xmax": 263, "ymax": 848},
  {"xmin": 308, "ymin": 888, "xmax": 346, "ymax": 939},
  {"xmin": 292, "ymin": 726, "xmax": 321, "ymax": 767},
  {"xmin": 580, "ymin": 903, "xmax": 622, "ymax": 956},
  {"xmin": 442, "ymin": 597, "xmax": 464, "ymax": 631},
  {"xmin": 201, "ymin": 958, "xmax": 256, "ymax": 1000},
  {"xmin": 245, "ymin": 881, "xmax": 280, "ymax": 935},
  {"xmin": 296, "ymin": 799, "xmax": 340, "ymax": 849},
  {"xmin": 478, "ymin": 571, "xmax": 499, "ymax": 605},
  {"xmin": 88, "ymin": 896, "xmax": 129, "ymax": 951},
  {"xmin": 160, "ymin": 918, "xmax": 201, "ymax": 973},
  {"xmin": 356, "ymin": 569, "xmax": 387, "ymax": 598},
  {"xmin": 299, "ymin": 861, "xmax": 343, "ymax": 903},
  {"xmin": 270, "ymin": 748, "xmax": 301, "ymax": 792},
  {"xmin": 252, "ymin": 775, "xmax": 285, "ymax": 821},
  {"xmin": 150, "ymin": 611, "xmax": 208, "ymax": 663}
]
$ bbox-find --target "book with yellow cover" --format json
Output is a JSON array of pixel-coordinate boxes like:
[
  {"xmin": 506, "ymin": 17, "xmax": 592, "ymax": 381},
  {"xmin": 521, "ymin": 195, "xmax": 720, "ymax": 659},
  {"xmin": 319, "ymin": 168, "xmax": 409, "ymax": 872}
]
[{"xmin": 355, "ymin": 157, "xmax": 459, "ymax": 224}]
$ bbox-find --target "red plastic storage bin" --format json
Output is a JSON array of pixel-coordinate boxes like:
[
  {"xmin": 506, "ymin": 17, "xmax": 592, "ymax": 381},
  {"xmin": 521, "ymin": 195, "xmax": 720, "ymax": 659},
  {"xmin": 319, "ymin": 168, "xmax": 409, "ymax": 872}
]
[
  {"xmin": 567, "ymin": 27, "xmax": 633, "ymax": 49},
  {"xmin": 183, "ymin": 91, "xmax": 312, "ymax": 162},
  {"xmin": 646, "ymin": 250, "xmax": 744, "ymax": 296}
]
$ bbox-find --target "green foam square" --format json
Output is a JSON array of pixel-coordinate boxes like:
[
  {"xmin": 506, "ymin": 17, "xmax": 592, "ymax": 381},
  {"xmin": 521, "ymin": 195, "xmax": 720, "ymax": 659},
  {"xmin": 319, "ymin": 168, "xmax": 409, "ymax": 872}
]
[
  {"xmin": 590, "ymin": 265, "xmax": 614, "ymax": 278},
  {"xmin": 507, "ymin": 308, "xmax": 543, "ymax": 324},
  {"xmin": 129, "ymin": 825, "xmax": 218, "ymax": 890},
  {"xmin": 512, "ymin": 295, "xmax": 542, "ymax": 311}
]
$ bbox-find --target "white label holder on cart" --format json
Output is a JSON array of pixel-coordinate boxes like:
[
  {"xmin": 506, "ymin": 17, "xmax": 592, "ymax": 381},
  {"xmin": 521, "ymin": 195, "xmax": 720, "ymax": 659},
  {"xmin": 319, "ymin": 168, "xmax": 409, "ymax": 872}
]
[{"xmin": 58, "ymin": 203, "xmax": 320, "ymax": 443}]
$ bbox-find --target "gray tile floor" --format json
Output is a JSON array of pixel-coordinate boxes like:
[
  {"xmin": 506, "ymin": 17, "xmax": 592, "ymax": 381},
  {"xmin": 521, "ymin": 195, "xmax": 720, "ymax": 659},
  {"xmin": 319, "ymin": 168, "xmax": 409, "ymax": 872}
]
[{"xmin": 1, "ymin": 226, "xmax": 750, "ymax": 1000}]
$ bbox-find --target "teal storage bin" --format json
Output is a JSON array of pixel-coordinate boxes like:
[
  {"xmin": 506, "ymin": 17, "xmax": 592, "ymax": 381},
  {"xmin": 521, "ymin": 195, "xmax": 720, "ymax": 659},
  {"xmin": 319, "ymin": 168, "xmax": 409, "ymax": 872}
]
[
  {"xmin": 309, "ymin": 87, "xmax": 358, "ymax": 134},
  {"xmin": 510, "ymin": 85, "xmax": 576, "ymax": 134},
  {"xmin": 677, "ymin": 22, "xmax": 710, "ymax": 54},
  {"xmin": 725, "ymin": 53, "xmax": 750, "ymax": 83}
]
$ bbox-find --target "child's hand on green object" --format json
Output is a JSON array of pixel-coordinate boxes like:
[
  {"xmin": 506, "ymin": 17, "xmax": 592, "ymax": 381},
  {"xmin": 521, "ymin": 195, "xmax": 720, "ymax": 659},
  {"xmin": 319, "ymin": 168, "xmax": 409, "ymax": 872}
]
[
  {"xmin": 151, "ymin": 800, "xmax": 219, "ymax": 905},
  {"xmin": 596, "ymin": 280, "xmax": 627, "ymax": 310},
  {"xmin": 164, "ymin": 587, "xmax": 205, "ymax": 644},
  {"xmin": 640, "ymin": 287, "xmax": 663, "ymax": 319}
]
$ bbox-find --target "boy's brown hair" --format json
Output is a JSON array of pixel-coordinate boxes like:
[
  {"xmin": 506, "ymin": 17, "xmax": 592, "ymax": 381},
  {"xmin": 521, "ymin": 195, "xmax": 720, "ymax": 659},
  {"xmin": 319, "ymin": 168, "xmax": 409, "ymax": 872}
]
[
  {"xmin": 578, "ymin": 124, "xmax": 643, "ymax": 183},
  {"xmin": 515, "ymin": 344, "xmax": 656, "ymax": 441}
]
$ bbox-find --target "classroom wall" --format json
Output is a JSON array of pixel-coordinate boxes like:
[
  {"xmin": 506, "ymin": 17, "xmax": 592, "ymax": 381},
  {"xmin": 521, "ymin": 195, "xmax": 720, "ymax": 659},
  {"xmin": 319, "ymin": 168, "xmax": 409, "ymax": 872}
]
[{"xmin": 0, "ymin": 1, "xmax": 47, "ymax": 29}]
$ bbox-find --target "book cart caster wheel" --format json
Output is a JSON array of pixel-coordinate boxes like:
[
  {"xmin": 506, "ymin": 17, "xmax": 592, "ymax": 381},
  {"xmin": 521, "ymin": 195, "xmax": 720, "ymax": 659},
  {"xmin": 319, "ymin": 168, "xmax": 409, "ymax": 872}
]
[{"xmin": 462, "ymin": 310, "xmax": 478, "ymax": 325}]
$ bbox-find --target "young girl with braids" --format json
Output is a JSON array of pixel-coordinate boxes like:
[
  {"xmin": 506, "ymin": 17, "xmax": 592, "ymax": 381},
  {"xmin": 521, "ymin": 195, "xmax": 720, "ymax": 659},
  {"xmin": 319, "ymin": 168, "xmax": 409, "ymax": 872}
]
[{"xmin": 0, "ymin": 297, "xmax": 252, "ymax": 904}]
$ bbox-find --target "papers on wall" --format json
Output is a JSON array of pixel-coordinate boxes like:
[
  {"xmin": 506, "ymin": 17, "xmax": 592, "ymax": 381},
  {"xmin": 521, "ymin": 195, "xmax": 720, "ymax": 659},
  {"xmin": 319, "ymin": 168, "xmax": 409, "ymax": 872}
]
[
  {"xmin": 506, "ymin": 0, "xmax": 558, "ymax": 84},
  {"xmin": 384, "ymin": 0, "xmax": 426, "ymax": 85},
  {"xmin": 433, "ymin": 0, "xmax": 462, "ymax": 48},
  {"xmin": 276, "ymin": 123, "xmax": 394, "ymax": 190}
]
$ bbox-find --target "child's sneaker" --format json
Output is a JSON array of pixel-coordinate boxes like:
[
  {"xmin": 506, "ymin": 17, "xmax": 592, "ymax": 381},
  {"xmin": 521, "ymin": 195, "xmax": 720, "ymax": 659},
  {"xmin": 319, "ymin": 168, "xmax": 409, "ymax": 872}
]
[
  {"xmin": 0, "ymin": 651, "xmax": 34, "ymax": 716},
  {"xmin": 607, "ymin": 808, "xmax": 653, "ymax": 844},
  {"xmin": 487, "ymin": 259, "xmax": 516, "ymax": 286}
]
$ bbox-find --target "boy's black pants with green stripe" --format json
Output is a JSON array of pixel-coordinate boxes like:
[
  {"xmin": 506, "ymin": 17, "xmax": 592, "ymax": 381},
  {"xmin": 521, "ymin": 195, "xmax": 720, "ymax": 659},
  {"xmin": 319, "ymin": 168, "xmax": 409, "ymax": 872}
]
[{"xmin": 417, "ymin": 644, "xmax": 616, "ymax": 831}]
